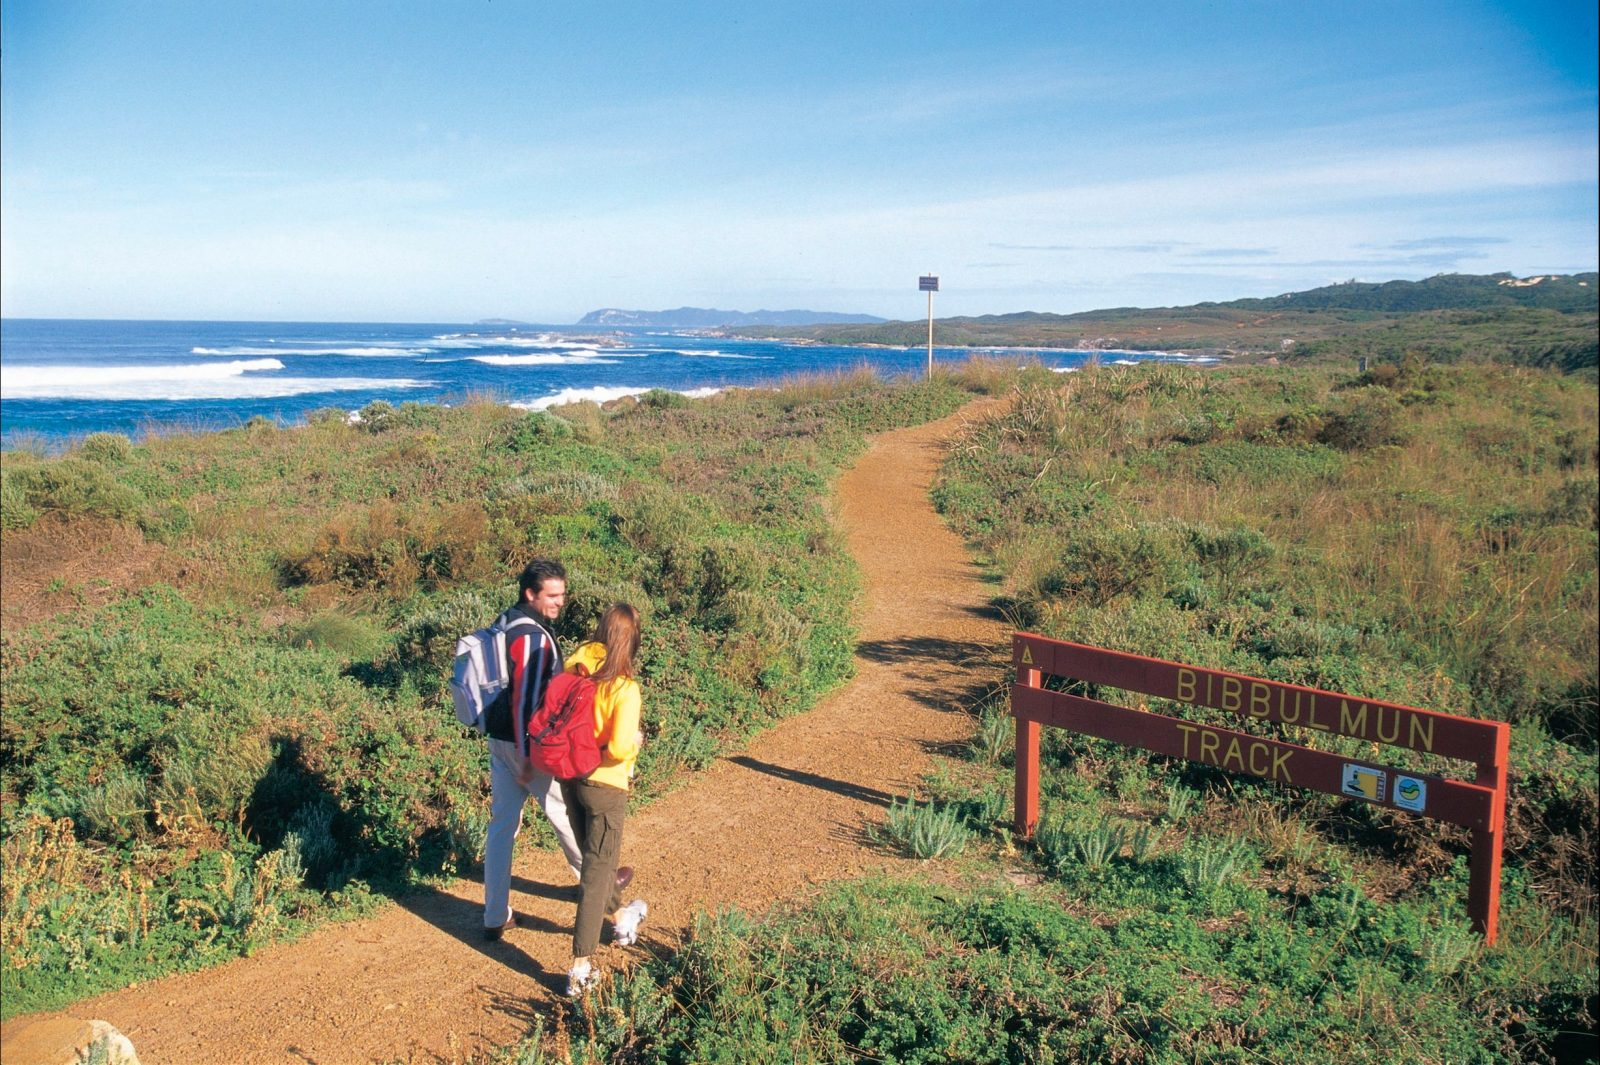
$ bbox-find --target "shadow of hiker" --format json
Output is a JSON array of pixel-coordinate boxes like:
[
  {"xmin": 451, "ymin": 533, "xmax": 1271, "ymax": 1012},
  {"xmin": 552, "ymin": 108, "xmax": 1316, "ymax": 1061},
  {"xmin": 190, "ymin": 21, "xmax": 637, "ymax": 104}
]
[
  {"xmin": 727, "ymin": 755, "xmax": 897, "ymax": 808},
  {"xmin": 855, "ymin": 634, "xmax": 992, "ymax": 668},
  {"xmin": 387, "ymin": 873, "xmax": 571, "ymax": 989}
]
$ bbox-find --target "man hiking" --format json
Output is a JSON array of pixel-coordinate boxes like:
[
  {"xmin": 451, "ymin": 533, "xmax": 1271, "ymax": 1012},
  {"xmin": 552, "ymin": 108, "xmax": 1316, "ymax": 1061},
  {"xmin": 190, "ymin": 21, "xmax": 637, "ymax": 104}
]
[{"xmin": 482, "ymin": 558, "xmax": 630, "ymax": 940}]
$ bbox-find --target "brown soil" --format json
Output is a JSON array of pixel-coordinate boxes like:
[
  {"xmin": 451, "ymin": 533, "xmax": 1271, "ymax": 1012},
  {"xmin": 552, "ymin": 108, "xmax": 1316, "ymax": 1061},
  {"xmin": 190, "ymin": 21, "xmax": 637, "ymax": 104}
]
[{"xmin": 3, "ymin": 399, "xmax": 1008, "ymax": 1064}]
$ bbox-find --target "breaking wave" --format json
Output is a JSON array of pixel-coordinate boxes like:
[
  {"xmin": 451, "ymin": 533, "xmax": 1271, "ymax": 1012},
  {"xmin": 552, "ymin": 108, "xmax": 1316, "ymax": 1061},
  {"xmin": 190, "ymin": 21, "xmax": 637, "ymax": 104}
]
[
  {"xmin": 513, "ymin": 385, "xmax": 723, "ymax": 411},
  {"xmin": 0, "ymin": 359, "xmax": 427, "ymax": 401}
]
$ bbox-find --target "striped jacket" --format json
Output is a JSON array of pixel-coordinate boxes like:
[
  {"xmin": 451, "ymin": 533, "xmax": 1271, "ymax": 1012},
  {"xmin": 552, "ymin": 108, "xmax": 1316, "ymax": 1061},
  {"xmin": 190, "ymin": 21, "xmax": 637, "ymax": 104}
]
[{"xmin": 497, "ymin": 604, "xmax": 563, "ymax": 756}]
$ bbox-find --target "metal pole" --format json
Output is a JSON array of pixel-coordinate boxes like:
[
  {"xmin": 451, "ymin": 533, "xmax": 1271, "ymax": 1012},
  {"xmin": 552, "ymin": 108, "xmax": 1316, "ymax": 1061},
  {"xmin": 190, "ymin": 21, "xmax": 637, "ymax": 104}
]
[{"xmin": 926, "ymin": 288, "xmax": 934, "ymax": 378}]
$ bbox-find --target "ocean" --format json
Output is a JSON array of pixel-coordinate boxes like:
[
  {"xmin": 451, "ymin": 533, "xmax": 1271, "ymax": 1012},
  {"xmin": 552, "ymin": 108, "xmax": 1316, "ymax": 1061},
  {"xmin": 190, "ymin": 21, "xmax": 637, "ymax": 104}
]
[{"xmin": 0, "ymin": 318, "xmax": 1213, "ymax": 449}]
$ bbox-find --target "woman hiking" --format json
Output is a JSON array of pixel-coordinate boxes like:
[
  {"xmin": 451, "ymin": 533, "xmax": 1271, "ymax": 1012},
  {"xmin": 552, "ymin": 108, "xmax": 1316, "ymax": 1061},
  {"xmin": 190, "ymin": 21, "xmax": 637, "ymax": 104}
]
[{"xmin": 561, "ymin": 602, "xmax": 649, "ymax": 997}]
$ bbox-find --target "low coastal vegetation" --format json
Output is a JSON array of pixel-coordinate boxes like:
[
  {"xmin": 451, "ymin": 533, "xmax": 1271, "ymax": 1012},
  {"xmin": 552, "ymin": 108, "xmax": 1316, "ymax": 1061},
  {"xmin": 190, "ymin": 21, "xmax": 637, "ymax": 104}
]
[
  {"xmin": 495, "ymin": 356, "xmax": 1596, "ymax": 1063},
  {"xmin": 0, "ymin": 372, "xmax": 977, "ymax": 1015},
  {"xmin": 740, "ymin": 272, "xmax": 1600, "ymax": 375},
  {"xmin": 3, "ymin": 336, "xmax": 1595, "ymax": 1061}
]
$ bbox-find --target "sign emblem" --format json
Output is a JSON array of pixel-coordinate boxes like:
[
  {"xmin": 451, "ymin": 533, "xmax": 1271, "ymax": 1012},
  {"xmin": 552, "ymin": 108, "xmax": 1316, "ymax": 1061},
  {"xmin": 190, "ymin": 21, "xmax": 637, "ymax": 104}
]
[
  {"xmin": 1341, "ymin": 764, "xmax": 1387, "ymax": 802},
  {"xmin": 1393, "ymin": 776, "xmax": 1427, "ymax": 812}
]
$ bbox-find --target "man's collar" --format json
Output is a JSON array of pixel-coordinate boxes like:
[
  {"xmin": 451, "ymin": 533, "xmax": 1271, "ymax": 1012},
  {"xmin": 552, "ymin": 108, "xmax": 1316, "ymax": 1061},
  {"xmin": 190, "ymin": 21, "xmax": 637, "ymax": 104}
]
[{"xmin": 507, "ymin": 601, "xmax": 558, "ymax": 637}]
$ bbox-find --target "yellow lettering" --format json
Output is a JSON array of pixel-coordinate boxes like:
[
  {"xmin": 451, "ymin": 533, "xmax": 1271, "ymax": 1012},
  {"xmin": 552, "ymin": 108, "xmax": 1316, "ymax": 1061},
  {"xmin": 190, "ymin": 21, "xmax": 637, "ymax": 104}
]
[
  {"xmin": 1249, "ymin": 682, "xmax": 1272, "ymax": 719},
  {"xmin": 1222, "ymin": 736, "xmax": 1247, "ymax": 772},
  {"xmin": 1304, "ymin": 692, "xmax": 1330, "ymax": 731},
  {"xmin": 1248, "ymin": 742, "xmax": 1271, "ymax": 777},
  {"xmin": 1376, "ymin": 706, "xmax": 1401, "ymax": 745},
  {"xmin": 1272, "ymin": 748, "xmax": 1293, "ymax": 784},
  {"xmin": 1176, "ymin": 722, "xmax": 1198, "ymax": 759},
  {"xmin": 1340, "ymin": 699, "xmax": 1369, "ymax": 738},
  {"xmin": 1409, "ymin": 715, "xmax": 1434, "ymax": 754},
  {"xmin": 1221, "ymin": 676, "xmax": 1242, "ymax": 713},
  {"xmin": 1177, "ymin": 668, "xmax": 1197, "ymax": 704},
  {"xmin": 1199, "ymin": 729, "xmax": 1221, "ymax": 763},
  {"xmin": 1206, "ymin": 672, "xmax": 1214, "ymax": 704}
]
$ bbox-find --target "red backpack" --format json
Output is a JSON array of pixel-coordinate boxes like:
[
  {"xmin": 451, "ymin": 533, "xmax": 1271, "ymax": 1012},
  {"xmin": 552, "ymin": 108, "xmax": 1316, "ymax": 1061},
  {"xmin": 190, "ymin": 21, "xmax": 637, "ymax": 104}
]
[{"xmin": 527, "ymin": 664, "xmax": 602, "ymax": 780}]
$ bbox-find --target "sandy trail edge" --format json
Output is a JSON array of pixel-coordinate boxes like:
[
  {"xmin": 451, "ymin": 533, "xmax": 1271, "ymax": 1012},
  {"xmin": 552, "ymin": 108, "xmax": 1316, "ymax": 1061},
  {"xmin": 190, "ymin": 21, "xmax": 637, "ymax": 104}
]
[{"xmin": 4, "ymin": 398, "xmax": 1007, "ymax": 1065}]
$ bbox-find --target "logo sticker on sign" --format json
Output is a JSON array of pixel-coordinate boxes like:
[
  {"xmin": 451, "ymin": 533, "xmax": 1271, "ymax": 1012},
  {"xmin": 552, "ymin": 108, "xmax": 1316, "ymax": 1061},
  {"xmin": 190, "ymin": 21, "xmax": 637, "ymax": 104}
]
[
  {"xmin": 1393, "ymin": 776, "xmax": 1427, "ymax": 813},
  {"xmin": 1341, "ymin": 764, "xmax": 1387, "ymax": 803}
]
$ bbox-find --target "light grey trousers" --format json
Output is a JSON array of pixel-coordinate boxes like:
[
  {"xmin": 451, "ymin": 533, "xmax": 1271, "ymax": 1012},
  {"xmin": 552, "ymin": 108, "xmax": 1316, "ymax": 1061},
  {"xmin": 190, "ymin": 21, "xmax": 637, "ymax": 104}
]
[{"xmin": 483, "ymin": 738, "xmax": 583, "ymax": 928}]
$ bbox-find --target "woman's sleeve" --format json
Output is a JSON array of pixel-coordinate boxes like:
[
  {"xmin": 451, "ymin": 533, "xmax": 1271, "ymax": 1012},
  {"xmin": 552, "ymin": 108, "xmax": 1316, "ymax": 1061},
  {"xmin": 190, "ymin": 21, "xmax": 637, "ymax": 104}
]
[{"xmin": 605, "ymin": 681, "xmax": 642, "ymax": 763}]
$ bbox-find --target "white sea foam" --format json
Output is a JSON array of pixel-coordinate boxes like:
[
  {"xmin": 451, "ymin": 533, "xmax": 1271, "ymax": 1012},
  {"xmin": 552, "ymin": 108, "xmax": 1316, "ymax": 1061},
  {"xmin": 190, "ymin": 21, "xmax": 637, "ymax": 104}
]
[
  {"xmin": 657, "ymin": 349, "xmax": 770, "ymax": 360},
  {"xmin": 466, "ymin": 350, "xmax": 618, "ymax": 367},
  {"xmin": 429, "ymin": 333, "xmax": 613, "ymax": 351},
  {"xmin": 512, "ymin": 385, "xmax": 723, "ymax": 411},
  {"xmin": 1, "ymin": 358, "xmax": 426, "ymax": 401},
  {"xmin": 191, "ymin": 345, "xmax": 424, "ymax": 357}
]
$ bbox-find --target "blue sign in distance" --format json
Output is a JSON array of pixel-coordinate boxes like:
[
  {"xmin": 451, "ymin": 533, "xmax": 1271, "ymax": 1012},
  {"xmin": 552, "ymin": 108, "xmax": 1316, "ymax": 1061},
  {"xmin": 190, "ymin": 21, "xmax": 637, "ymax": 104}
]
[{"xmin": 919, "ymin": 275, "xmax": 939, "ymax": 291}]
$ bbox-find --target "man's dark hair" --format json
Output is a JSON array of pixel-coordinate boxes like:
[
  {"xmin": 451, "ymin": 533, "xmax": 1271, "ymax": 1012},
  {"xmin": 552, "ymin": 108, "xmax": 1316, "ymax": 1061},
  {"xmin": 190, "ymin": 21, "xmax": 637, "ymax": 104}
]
[{"xmin": 518, "ymin": 558, "xmax": 567, "ymax": 598}]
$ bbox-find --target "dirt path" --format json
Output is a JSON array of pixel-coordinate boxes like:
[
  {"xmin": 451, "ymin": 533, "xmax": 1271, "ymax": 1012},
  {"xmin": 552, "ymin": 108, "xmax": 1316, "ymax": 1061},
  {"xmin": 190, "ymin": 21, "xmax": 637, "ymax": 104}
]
[{"xmin": 5, "ymin": 399, "xmax": 1008, "ymax": 1064}]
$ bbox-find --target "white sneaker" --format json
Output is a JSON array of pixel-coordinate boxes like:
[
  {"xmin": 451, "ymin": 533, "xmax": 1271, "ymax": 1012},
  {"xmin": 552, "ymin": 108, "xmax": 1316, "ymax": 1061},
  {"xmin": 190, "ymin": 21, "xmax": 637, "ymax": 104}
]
[
  {"xmin": 612, "ymin": 899, "xmax": 648, "ymax": 946},
  {"xmin": 566, "ymin": 959, "xmax": 597, "ymax": 998}
]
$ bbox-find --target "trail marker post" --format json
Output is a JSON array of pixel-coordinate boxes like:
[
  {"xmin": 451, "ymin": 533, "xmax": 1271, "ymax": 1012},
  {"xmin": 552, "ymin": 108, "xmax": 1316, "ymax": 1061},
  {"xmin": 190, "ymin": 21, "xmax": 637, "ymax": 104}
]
[
  {"xmin": 918, "ymin": 274, "xmax": 939, "ymax": 378},
  {"xmin": 1010, "ymin": 633, "xmax": 1510, "ymax": 943}
]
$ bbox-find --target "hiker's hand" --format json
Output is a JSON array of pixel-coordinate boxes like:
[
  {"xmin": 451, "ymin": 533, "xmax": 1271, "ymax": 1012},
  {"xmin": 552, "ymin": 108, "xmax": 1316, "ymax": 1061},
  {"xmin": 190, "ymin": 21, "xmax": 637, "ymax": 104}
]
[{"xmin": 634, "ymin": 729, "xmax": 644, "ymax": 748}]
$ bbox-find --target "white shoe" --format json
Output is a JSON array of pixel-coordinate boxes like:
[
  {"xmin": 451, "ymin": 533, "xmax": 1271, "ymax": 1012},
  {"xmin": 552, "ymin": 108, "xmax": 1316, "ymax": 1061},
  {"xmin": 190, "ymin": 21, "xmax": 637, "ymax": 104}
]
[
  {"xmin": 612, "ymin": 899, "xmax": 648, "ymax": 946},
  {"xmin": 566, "ymin": 959, "xmax": 597, "ymax": 998}
]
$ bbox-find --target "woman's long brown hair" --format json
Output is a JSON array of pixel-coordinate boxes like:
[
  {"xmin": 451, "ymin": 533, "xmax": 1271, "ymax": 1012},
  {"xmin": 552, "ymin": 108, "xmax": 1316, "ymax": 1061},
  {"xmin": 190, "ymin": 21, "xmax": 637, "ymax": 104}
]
[{"xmin": 588, "ymin": 602, "xmax": 640, "ymax": 686}]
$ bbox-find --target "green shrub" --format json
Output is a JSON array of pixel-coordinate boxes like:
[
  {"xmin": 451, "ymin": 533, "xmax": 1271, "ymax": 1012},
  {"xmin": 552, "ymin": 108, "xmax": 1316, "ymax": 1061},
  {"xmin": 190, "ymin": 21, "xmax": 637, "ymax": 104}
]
[
  {"xmin": 875, "ymin": 796, "xmax": 970, "ymax": 859},
  {"xmin": 638, "ymin": 388, "xmax": 691, "ymax": 410},
  {"xmin": 7, "ymin": 458, "xmax": 145, "ymax": 522},
  {"xmin": 284, "ymin": 610, "xmax": 387, "ymax": 661},
  {"xmin": 355, "ymin": 400, "xmax": 397, "ymax": 432},
  {"xmin": 0, "ymin": 465, "xmax": 41, "ymax": 529},
  {"xmin": 78, "ymin": 432, "xmax": 134, "ymax": 464},
  {"xmin": 1029, "ymin": 521, "xmax": 1187, "ymax": 609},
  {"xmin": 503, "ymin": 410, "xmax": 576, "ymax": 451},
  {"xmin": 1318, "ymin": 388, "xmax": 1406, "ymax": 450}
]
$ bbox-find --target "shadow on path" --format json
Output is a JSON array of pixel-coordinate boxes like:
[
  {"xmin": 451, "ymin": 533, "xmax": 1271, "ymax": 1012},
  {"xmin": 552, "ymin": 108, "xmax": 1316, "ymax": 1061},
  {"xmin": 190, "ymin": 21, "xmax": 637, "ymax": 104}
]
[
  {"xmin": 727, "ymin": 756, "xmax": 897, "ymax": 808},
  {"xmin": 855, "ymin": 634, "xmax": 992, "ymax": 668},
  {"xmin": 389, "ymin": 876, "xmax": 569, "ymax": 998}
]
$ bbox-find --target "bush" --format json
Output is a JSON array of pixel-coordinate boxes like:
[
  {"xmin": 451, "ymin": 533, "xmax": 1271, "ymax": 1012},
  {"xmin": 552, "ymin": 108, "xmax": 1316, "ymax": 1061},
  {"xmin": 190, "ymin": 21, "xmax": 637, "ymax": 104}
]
[
  {"xmin": 0, "ymin": 465, "xmax": 41, "ymax": 529},
  {"xmin": 78, "ymin": 432, "xmax": 134, "ymax": 464},
  {"xmin": 1029, "ymin": 521, "xmax": 1187, "ymax": 609},
  {"xmin": 503, "ymin": 410, "xmax": 576, "ymax": 451},
  {"xmin": 874, "ymin": 796, "xmax": 970, "ymax": 859},
  {"xmin": 284, "ymin": 610, "xmax": 387, "ymax": 661},
  {"xmin": 6, "ymin": 459, "xmax": 145, "ymax": 522},
  {"xmin": 1318, "ymin": 388, "xmax": 1406, "ymax": 450},
  {"xmin": 355, "ymin": 400, "xmax": 397, "ymax": 433}
]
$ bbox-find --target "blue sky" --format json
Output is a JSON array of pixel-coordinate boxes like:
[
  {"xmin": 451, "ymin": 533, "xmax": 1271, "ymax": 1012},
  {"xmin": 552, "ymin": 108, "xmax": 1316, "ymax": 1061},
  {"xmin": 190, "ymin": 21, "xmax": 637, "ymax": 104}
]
[{"xmin": 2, "ymin": 1, "xmax": 1595, "ymax": 323}]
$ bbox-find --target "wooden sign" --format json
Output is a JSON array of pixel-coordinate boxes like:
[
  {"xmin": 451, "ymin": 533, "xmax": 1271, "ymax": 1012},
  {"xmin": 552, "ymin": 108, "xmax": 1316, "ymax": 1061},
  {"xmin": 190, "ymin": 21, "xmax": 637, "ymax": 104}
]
[{"xmin": 1011, "ymin": 633, "xmax": 1510, "ymax": 943}]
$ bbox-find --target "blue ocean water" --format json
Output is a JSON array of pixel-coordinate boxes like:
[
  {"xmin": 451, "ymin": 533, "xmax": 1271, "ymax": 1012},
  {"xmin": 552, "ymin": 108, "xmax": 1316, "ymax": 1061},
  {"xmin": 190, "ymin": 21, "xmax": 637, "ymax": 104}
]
[{"xmin": 0, "ymin": 318, "xmax": 1212, "ymax": 448}]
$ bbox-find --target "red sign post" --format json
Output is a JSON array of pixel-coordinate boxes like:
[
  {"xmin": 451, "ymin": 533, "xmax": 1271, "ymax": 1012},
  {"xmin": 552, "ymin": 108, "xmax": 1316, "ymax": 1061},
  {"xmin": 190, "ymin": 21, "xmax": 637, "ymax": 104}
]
[{"xmin": 1011, "ymin": 633, "xmax": 1510, "ymax": 943}]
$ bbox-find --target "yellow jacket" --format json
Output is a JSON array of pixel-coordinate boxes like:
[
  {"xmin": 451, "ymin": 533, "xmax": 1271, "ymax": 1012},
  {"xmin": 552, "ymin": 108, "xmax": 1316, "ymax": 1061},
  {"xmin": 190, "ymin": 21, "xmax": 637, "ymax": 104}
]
[{"xmin": 566, "ymin": 641, "xmax": 641, "ymax": 791}]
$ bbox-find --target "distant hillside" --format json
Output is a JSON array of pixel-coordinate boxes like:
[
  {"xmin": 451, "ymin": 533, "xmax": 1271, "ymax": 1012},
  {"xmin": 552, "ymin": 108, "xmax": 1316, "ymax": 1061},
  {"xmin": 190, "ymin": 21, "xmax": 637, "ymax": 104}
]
[
  {"xmin": 1216, "ymin": 271, "xmax": 1597, "ymax": 314},
  {"xmin": 577, "ymin": 307, "xmax": 886, "ymax": 328},
  {"xmin": 735, "ymin": 272, "xmax": 1597, "ymax": 373}
]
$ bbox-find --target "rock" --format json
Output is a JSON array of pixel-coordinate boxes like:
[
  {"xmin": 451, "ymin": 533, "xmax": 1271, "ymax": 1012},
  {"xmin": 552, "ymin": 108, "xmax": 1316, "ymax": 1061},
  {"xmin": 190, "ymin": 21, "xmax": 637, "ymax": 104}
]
[{"xmin": 0, "ymin": 1016, "xmax": 140, "ymax": 1064}]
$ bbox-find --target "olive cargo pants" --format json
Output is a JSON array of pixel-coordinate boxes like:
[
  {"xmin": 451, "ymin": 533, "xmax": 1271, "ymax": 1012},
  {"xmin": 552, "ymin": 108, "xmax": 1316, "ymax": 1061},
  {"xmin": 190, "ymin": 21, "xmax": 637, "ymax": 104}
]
[{"xmin": 561, "ymin": 778, "xmax": 628, "ymax": 956}]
